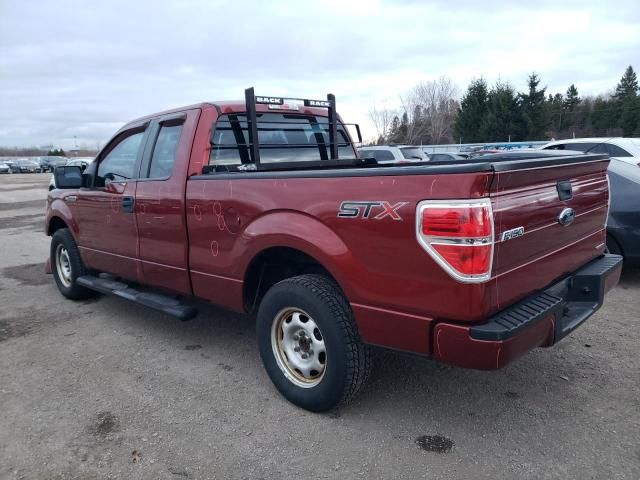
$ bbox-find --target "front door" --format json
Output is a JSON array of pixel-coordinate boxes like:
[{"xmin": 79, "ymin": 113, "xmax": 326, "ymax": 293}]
[{"xmin": 74, "ymin": 127, "xmax": 147, "ymax": 282}]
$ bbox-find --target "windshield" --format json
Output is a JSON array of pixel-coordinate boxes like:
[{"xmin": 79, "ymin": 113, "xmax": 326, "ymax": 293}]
[
  {"xmin": 400, "ymin": 147, "xmax": 427, "ymax": 160},
  {"xmin": 209, "ymin": 113, "xmax": 355, "ymax": 167}
]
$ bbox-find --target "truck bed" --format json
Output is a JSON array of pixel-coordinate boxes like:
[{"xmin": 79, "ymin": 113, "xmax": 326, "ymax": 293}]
[{"xmin": 185, "ymin": 152, "xmax": 610, "ymax": 354}]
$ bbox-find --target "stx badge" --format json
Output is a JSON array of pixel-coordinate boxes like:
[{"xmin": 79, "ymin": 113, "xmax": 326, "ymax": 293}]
[{"xmin": 338, "ymin": 201, "xmax": 409, "ymax": 221}]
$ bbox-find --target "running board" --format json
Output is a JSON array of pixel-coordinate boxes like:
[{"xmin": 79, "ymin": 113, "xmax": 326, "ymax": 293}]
[{"xmin": 76, "ymin": 275, "xmax": 198, "ymax": 321}]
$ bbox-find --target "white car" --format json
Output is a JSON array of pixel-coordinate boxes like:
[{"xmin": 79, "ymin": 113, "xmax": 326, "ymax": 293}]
[
  {"xmin": 358, "ymin": 145, "xmax": 429, "ymax": 164},
  {"xmin": 540, "ymin": 138, "xmax": 640, "ymax": 167}
]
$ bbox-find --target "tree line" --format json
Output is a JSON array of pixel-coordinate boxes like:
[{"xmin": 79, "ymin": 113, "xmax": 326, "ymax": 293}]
[
  {"xmin": 369, "ymin": 65, "xmax": 640, "ymax": 145},
  {"xmin": 0, "ymin": 146, "xmax": 98, "ymax": 157}
]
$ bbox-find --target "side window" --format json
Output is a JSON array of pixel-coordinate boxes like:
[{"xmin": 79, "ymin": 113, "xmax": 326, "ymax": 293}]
[
  {"xmin": 589, "ymin": 144, "xmax": 608, "ymax": 154},
  {"xmin": 605, "ymin": 144, "xmax": 632, "ymax": 157},
  {"xmin": 149, "ymin": 124, "xmax": 183, "ymax": 178},
  {"xmin": 572, "ymin": 143, "xmax": 596, "ymax": 152},
  {"xmin": 544, "ymin": 143, "xmax": 568, "ymax": 150},
  {"xmin": 98, "ymin": 131, "xmax": 144, "ymax": 182},
  {"xmin": 374, "ymin": 150, "xmax": 395, "ymax": 161}
]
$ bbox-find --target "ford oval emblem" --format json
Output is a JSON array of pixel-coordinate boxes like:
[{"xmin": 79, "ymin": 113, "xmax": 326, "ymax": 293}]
[{"xmin": 558, "ymin": 207, "xmax": 576, "ymax": 226}]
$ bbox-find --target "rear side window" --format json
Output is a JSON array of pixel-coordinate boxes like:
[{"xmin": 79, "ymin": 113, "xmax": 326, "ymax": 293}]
[
  {"xmin": 362, "ymin": 150, "xmax": 395, "ymax": 162},
  {"xmin": 98, "ymin": 131, "xmax": 145, "ymax": 181},
  {"xmin": 209, "ymin": 113, "xmax": 354, "ymax": 168},
  {"xmin": 605, "ymin": 144, "xmax": 631, "ymax": 157},
  {"xmin": 149, "ymin": 124, "xmax": 183, "ymax": 178},
  {"xmin": 400, "ymin": 147, "xmax": 426, "ymax": 160}
]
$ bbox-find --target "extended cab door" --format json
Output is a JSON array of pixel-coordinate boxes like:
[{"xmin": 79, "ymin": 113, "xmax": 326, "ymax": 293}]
[
  {"xmin": 74, "ymin": 125, "xmax": 147, "ymax": 282},
  {"xmin": 133, "ymin": 109, "xmax": 200, "ymax": 295}
]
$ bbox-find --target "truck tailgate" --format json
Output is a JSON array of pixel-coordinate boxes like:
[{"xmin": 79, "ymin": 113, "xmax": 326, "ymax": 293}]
[{"xmin": 489, "ymin": 155, "xmax": 610, "ymax": 311}]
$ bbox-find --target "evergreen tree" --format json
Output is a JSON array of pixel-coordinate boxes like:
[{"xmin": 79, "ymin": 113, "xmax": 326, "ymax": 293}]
[
  {"xmin": 561, "ymin": 85, "xmax": 581, "ymax": 131},
  {"xmin": 613, "ymin": 66, "xmax": 639, "ymax": 136},
  {"xmin": 564, "ymin": 84, "xmax": 580, "ymax": 111},
  {"xmin": 618, "ymin": 95, "xmax": 640, "ymax": 136},
  {"xmin": 480, "ymin": 82, "xmax": 520, "ymax": 142},
  {"xmin": 591, "ymin": 96, "xmax": 617, "ymax": 136},
  {"xmin": 454, "ymin": 78, "xmax": 488, "ymax": 143},
  {"xmin": 399, "ymin": 112, "xmax": 409, "ymax": 142},
  {"xmin": 388, "ymin": 115, "xmax": 401, "ymax": 143},
  {"xmin": 547, "ymin": 92, "xmax": 564, "ymax": 133},
  {"xmin": 48, "ymin": 148, "xmax": 66, "ymax": 156},
  {"xmin": 614, "ymin": 66, "xmax": 639, "ymax": 100},
  {"xmin": 518, "ymin": 73, "xmax": 547, "ymax": 139}
]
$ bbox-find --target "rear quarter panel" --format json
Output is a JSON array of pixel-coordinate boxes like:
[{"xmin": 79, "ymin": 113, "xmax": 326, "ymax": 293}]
[{"xmin": 186, "ymin": 171, "xmax": 494, "ymax": 324}]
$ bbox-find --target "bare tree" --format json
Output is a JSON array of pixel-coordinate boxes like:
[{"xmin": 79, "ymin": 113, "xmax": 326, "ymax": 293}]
[
  {"xmin": 368, "ymin": 105, "xmax": 396, "ymax": 144},
  {"xmin": 399, "ymin": 92, "xmax": 429, "ymax": 145},
  {"xmin": 400, "ymin": 77, "xmax": 459, "ymax": 144}
]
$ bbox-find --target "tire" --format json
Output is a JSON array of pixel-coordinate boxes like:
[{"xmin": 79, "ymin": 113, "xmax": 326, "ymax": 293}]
[
  {"xmin": 256, "ymin": 274, "xmax": 371, "ymax": 412},
  {"xmin": 50, "ymin": 228, "xmax": 96, "ymax": 300}
]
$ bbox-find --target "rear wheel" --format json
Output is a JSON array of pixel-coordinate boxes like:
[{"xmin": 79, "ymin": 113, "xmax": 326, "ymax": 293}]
[
  {"xmin": 257, "ymin": 274, "xmax": 371, "ymax": 412},
  {"xmin": 51, "ymin": 228, "xmax": 97, "ymax": 300}
]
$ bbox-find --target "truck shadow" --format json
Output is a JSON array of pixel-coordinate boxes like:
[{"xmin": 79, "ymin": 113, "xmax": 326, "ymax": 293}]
[
  {"xmin": 116, "ymin": 295, "xmax": 608, "ymax": 425},
  {"xmin": 619, "ymin": 265, "xmax": 640, "ymax": 287},
  {"xmin": 78, "ymin": 285, "xmax": 631, "ymax": 442}
]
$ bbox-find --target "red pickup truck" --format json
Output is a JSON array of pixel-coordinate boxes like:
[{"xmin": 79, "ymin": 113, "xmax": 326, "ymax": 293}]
[{"xmin": 46, "ymin": 88, "xmax": 622, "ymax": 411}]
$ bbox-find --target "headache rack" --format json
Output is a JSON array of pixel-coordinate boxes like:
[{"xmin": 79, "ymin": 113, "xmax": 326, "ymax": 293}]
[{"xmin": 206, "ymin": 87, "xmax": 363, "ymax": 173}]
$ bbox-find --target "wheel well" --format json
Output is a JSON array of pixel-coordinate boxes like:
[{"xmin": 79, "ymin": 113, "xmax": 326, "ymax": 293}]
[
  {"xmin": 48, "ymin": 216, "xmax": 67, "ymax": 236},
  {"xmin": 606, "ymin": 232, "xmax": 623, "ymax": 257},
  {"xmin": 244, "ymin": 247, "xmax": 336, "ymax": 313}
]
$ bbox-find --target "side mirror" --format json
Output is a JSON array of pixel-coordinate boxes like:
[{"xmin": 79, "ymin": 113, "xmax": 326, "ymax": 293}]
[{"xmin": 54, "ymin": 165, "xmax": 83, "ymax": 189}]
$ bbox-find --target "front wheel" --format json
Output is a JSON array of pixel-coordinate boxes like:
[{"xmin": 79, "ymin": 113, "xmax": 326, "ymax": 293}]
[
  {"xmin": 256, "ymin": 274, "xmax": 371, "ymax": 412},
  {"xmin": 50, "ymin": 228, "xmax": 97, "ymax": 300}
]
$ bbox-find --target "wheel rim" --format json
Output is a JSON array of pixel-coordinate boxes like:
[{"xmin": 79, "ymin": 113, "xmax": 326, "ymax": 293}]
[
  {"xmin": 271, "ymin": 308, "xmax": 327, "ymax": 388},
  {"xmin": 55, "ymin": 244, "xmax": 72, "ymax": 288}
]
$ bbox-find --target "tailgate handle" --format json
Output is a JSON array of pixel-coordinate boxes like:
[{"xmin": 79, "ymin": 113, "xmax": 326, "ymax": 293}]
[{"xmin": 557, "ymin": 181, "xmax": 573, "ymax": 201}]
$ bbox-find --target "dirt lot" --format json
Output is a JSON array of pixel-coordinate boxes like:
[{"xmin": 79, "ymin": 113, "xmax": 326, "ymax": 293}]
[{"xmin": 1, "ymin": 173, "xmax": 639, "ymax": 480}]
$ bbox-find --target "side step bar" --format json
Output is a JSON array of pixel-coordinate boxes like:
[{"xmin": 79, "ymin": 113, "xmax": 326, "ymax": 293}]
[{"xmin": 77, "ymin": 275, "xmax": 198, "ymax": 321}]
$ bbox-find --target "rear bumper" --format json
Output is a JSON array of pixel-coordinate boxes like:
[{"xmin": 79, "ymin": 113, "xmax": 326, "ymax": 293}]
[{"xmin": 433, "ymin": 254, "xmax": 623, "ymax": 370}]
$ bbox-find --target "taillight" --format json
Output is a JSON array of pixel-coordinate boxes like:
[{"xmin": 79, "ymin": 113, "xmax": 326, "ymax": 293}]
[{"xmin": 416, "ymin": 200, "xmax": 494, "ymax": 282}]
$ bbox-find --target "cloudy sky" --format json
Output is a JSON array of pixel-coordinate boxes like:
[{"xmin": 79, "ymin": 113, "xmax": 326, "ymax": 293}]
[{"xmin": 1, "ymin": 0, "xmax": 639, "ymax": 148}]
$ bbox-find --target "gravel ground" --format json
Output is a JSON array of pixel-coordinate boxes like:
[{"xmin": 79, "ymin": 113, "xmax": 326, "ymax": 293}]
[{"xmin": 1, "ymin": 173, "xmax": 639, "ymax": 480}]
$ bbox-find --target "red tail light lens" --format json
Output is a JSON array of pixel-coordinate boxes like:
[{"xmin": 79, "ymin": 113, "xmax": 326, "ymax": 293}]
[
  {"xmin": 416, "ymin": 200, "xmax": 494, "ymax": 282},
  {"xmin": 421, "ymin": 206, "xmax": 491, "ymax": 237},
  {"xmin": 431, "ymin": 244, "xmax": 492, "ymax": 276}
]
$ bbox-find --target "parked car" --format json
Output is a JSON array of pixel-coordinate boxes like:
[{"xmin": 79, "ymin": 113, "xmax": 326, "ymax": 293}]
[
  {"xmin": 0, "ymin": 161, "xmax": 11, "ymax": 174},
  {"xmin": 46, "ymin": 156, "xmax": 68, "ymax": 170},
  {"xmin": 16, "ymin": 159, "xmax": 42, "ymax": 173},
  {"xmin": 358, "ymin": 145, "xmax": 429, "ymax": 163},
  {"xmin": 46, "ymin": 88, "xmax": 621, "ymax": 412},
  {"xmin": 607, "ymin": 158, "xmax": 640, "ymax": 264},
  {"xmin": 468, "ymin": 149, "xmax": 502, "ymax": 158},
  {"xmin": 541, "ymin": 138, "xmax": 640, "ymax": 167},
  {"xmin": 4, "ymin": 160, "xmax": 21, "ymax": 173},
  {"xmin": 35, "ymin": 157, "xmax": 52, "ymax": 172},
  {"xmin": 49, "ymin": 158, "xmax": 93, "ymax": 190},
  {"xmin": 426, "ymin": 153, "xmax": 468, "ymax": 162}
]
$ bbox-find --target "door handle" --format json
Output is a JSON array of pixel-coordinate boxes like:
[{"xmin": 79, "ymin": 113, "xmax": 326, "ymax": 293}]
[{"xmin": 122, "ymin": 196, "xmax": 135, "ymax": 213}]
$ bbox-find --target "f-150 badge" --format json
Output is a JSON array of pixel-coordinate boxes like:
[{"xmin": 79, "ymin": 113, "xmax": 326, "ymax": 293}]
[
  {"xmin": 338, "ymin": 201, "xmax": 409, "ymax": 221},
  {"xmin": 501, "ymin": 226, "xmax": 525, "ymax": 241}
]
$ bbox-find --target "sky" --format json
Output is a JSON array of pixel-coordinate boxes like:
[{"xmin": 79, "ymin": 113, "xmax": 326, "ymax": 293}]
[{"xmin": 1, "ymin": 0, "xmax": 639, "ymax": 149}]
